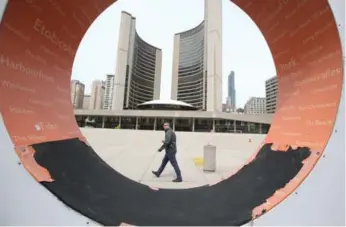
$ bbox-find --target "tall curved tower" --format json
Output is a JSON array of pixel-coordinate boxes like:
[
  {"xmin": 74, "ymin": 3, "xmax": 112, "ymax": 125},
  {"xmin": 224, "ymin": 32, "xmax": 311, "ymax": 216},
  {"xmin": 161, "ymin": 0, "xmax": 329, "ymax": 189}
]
[
  {"xmin": 171, "ymin": 0, "xmax": 222, "ymax": 111},
  {"xmin": 112, "ymin": 11, "xmax": 162, "ymax": 110}
]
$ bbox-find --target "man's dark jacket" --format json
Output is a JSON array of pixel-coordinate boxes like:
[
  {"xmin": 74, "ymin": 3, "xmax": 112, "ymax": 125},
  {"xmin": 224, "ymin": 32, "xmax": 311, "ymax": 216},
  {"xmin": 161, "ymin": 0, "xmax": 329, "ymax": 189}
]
[{"xmin": 159, "ymin": 128, "xmax": 177, "ymax": 152}]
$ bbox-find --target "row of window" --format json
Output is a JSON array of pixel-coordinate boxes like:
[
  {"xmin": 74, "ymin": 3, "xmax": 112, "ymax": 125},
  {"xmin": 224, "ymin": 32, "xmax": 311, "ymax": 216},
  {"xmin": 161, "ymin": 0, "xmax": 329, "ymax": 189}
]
[
  {"xmin": 179, "ymin": 41, "xmax": 204, "ymax": 57},
  {"xmin": 178, "ymin": 73, "xmax": 204, "ymax": 84},
  {"xmin": 179, "ymin": 21, "xmax": 205, "ymax": 38},
  {"xmin": 178, "ymin": 67, "xmax": 204, "ymax": 78},
  {"xmin": 134, "ymin": 46, "xmax": 157, "ymax": 63},
  {"xmin": 131, "ymin": 62, "xmax": 156, "ymax": 81},
  {"xmin": 178, "ymin": 62, "xmax": 204, "ymax": 74},
  {"xmin": 133, "ymin": 49, "xmax": 157, "ymax": 67},
  {"xmin": 135, "ymin": 33, "xmax": 158, "ymax": 55},
  {"xmin": 127, "ymin": 82, "xmax": 154, "ymax": 108},
  {"xmin": 76, "ymin": 116, "xmax": 270, "ymax": 134},
  {"xmin": 178, "ymin": 78, "xmax": 203, "ymax": 90},
  {"xmin": 178, "ymin": 88, "xmax": 204, "ymax": 98},
  {"xmin": 178, "ymin": 93, "xmax": 203, "ymax": 102},
  {"xmin": 178, "ymin": 98, "xmax": 203, "ymax": 109},
  {"xmin": 178, "ymin": 24, "xmax": 205, "ymax": 68},
  {"xmin": 130, "ymin": 76, "xmax": 154, "ymax": 92}
]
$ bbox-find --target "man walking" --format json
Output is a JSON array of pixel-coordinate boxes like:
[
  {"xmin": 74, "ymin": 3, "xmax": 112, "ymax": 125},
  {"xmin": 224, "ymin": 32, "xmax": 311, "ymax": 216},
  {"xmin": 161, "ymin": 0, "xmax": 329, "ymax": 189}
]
[{"xmin": 152, "ymin": 122, "xmax": 182, "ymax": 182}]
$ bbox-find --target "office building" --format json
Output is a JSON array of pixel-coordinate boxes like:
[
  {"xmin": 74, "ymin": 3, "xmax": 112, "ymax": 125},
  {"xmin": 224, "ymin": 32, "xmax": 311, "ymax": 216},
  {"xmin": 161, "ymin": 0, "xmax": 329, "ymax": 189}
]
[
  {"xmin": 265, "ymin": 76, "xmax": 278, "ymax": 114},
  {"xmin": 83, "ymin": 95, "xmax": 90, "ymax": 109},
  {"xmin": 227, "ymin": 71, "xmax": 236, "ymax": 110},
  {"xmin": 244, "ymin": 97, "xmax": 266, "ymax": 114},
  {"xmin": 90, "ymin": 80, "xmax": 105, "ymax": 110},
  {"xmin": 171, "ymin": 0, "xmax": 222, "ymax": 111},
  {"xmin": 71, "ymin": 80, "xmax": 85, "ymax": 109},
  {"xmin": 104, "ymin": 74, "xmax": 115, "ymax": 110},
  {"xmin": 113, "ymin": 11, "xmax": 162, "ymax": 110}
]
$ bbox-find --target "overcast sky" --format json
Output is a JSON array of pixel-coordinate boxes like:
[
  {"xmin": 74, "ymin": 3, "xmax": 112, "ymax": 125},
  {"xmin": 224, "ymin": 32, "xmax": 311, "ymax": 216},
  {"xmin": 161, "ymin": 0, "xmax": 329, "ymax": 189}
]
[{"xmin": 71, "ymin": 0, "xmax": 276, "ymax": 108}]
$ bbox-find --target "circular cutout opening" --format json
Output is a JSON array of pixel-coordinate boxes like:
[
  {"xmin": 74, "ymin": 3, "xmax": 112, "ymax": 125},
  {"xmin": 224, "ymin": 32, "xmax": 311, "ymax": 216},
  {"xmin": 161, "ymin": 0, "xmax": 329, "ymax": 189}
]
[{"xmin": 0, "ymin": 0, "xmax": 343, "ymax": 226}]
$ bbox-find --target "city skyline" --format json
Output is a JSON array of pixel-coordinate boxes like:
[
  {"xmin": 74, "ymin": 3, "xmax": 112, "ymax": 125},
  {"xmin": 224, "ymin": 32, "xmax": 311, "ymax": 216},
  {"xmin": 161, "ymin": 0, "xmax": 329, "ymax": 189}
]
[
  {"xmin": 72, "ymin": 0, "xmax": 276, "ymax": 108},
  {"xmin": 77, "ymin": 75, "xmax": 268, "ymax": 113}
]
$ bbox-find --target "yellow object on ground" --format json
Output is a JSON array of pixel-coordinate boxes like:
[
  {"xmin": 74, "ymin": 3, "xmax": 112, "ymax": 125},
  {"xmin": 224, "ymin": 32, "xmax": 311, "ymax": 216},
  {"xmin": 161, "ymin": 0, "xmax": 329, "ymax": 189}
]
[{"xmin": 193, "ymin": 157, "xmax": 204, "ymax": 166}]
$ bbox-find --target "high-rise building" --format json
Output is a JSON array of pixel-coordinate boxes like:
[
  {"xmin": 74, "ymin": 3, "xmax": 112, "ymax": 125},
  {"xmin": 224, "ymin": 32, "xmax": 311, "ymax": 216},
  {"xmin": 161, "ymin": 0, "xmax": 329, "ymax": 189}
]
[
  {"xmin": 70, "ymin": 80, "xmax": 85, "ymax": 109},
  {"xmin": 113, "ymin": 11, "xmax": 162, "ymax": 110},
  {"xmin": 90, "ymin": 80, "xmax": 105, "ymax": 110},
  {"xmin": 83, "ymin": 95, "xmax": 90, "ymax": 109},
  {"xmin": 265, "ymin": 76, "xmax": 278, "ymax": 114},
  {"xmin": 227, "ymin": 71, "xmax": 236, "ymax": 110},
  {"xmin": 171, "ymin": 0, "xmax": 222, "ymax": 112},
  {"xmin": 244, "ymin": 97, "xmax": 266, "ymax": 114},
  {"xmin": 103, "ymin": 74, "xmax": 115, "ymax": 110}
]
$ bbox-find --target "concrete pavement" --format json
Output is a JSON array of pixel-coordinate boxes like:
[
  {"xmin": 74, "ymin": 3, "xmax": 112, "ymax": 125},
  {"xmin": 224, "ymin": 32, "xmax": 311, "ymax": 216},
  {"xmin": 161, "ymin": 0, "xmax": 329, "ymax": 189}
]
[{"xmin": 81, "ymin": 128, "xmax": 266, "ymax": 189}]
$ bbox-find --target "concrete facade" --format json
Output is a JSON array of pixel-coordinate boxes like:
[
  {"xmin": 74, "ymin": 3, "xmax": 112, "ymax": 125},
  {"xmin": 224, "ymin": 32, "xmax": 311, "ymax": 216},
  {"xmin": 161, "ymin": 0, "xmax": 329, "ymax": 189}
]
[
  {"xmin": 70, "ymin": 80, "xmax": 85, "ymax": 109},
  {"xmin": 265, "ymin": 76, "xmax": 278, "ymax": 114},
  {"xmin": 113, "ymin": 11, "xmax": 162, "ymax": 111},
  {"xmin": 153, "ymin": 49, "xmax": 162, "ymax": 100},
  {"xmin": 171, "ymin": 34, "xmax": 180, "ymax": 100},
  {"xmin": 171, "ymin": 0, "xmax": 222, "ymax": 112},
  {"xmin": 205, "ymin": 0, "xmax": 223, "ymax": 113},
  {"xmin": 103, "ymin": 74, "xmax": 115, "ymax": 110},
  {"xmin": 83, "ymin": 95, "xmax": 90, "ymax": 109},
  {"xmin": 89, "ymin": 80, "xmax": 105, "ymax": 110},
  {"xmin": 244, "ymin": 97, "xmax": 266, "ymax": 115}
]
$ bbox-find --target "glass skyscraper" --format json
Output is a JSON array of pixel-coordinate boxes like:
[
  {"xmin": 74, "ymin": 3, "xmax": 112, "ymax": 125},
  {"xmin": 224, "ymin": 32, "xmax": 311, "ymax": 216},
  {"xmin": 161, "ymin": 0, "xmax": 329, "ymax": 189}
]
[{"xmin": 227, "ymin": 71, "xmax": 236, "ymax": 108}]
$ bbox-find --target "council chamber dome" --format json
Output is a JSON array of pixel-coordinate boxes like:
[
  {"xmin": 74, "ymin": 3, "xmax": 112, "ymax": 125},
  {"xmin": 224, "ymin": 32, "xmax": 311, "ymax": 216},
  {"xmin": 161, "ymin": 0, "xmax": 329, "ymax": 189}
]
[{"xmin": 137, "ymin": 99, "xmax": 198, "ymax": 111}]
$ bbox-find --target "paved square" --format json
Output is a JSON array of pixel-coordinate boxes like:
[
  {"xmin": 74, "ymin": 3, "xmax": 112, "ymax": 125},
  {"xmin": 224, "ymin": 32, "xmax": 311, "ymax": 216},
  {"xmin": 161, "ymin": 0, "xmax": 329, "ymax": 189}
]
[{"xmin": 81, "ymin": 128, "xmax": 266, "ymax": 189}]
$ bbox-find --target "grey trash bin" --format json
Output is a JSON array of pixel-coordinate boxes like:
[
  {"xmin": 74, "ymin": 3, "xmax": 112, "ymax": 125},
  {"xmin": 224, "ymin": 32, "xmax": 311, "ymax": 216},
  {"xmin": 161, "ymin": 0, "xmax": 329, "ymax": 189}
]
[{"xmin": 203, "ymin": 145, "xmax": 216, "ymax": 172}]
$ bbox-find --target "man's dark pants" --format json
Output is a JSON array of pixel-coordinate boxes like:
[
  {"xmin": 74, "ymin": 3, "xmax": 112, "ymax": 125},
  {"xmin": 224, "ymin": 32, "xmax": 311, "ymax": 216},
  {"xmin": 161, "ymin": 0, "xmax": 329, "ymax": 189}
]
[{"xmin": 157, "ymin": 150, "xmax": 181, "ymax": 179}]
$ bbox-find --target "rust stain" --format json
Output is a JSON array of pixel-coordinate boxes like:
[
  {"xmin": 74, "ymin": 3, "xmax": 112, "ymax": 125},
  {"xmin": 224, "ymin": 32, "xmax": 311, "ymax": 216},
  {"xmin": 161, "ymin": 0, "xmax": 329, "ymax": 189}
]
[
  {"xmin": 15, "ymin": 146, "xmax": 54, "ymax": 182},
  {"xmin": 251, "ymin": 151, "xmax": 320, "ymax": 219}
]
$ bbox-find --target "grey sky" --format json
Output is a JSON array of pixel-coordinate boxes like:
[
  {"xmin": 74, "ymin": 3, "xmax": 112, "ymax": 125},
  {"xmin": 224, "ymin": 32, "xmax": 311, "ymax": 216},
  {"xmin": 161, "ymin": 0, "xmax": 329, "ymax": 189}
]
[{"xmin": 72, "ymin": 0, "xmax": 276, "ymax": 108}]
